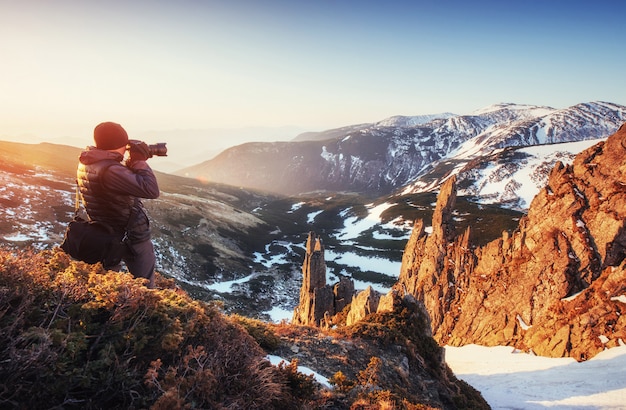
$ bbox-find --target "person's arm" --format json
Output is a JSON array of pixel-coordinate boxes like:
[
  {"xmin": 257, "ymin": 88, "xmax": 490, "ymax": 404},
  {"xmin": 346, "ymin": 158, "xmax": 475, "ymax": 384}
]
[{"xmin": 104, "ymin": 162, "xmax": 160, "ymax": 199}]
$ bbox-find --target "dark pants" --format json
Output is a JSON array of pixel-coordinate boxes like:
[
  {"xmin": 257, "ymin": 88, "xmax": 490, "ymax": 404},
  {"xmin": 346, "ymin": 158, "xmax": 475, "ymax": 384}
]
[{"xmin": 110, "ymin": 239, "xmax": 156, "ymax": 288}]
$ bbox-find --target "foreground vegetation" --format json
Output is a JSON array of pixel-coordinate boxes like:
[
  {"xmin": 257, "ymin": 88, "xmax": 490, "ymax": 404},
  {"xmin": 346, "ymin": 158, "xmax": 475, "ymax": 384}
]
[
  {"xmin": 0, "ymin": 248, "xmax": 487, "ymax": 409},
  {"xmin": 0, "ymin": 248, "xmax": 314, "ymax": 409}
]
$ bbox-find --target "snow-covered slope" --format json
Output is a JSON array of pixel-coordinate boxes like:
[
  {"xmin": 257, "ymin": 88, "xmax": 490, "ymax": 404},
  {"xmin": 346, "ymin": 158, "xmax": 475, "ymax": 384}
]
[
  {"xmin": 375, "ymin": 112, "xmax": 456, "ymax": 127},
  {"xmin": 446, "ymin": 344, "xmax": 626, "ymax": 409},
  {"xmin": 451, "ymin": 101, "xmax": 624, "ymax": 159},
  {"xmin": 456, "ymin": 139, "xmax": 605, "ymax": 209}
]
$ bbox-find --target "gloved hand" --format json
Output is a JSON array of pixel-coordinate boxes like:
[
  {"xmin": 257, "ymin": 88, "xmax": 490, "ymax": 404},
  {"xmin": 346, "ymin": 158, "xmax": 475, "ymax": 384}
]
[{"xmin": 128, "ymin": 140, "xmax": 152, "ymax": 163}]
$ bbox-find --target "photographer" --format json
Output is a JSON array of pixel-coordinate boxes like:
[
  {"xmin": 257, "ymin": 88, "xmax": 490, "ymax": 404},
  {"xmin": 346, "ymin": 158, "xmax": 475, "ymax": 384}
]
[{"xmin": 76, "ymin": 121, "xmax": 160, "ymax": 288}]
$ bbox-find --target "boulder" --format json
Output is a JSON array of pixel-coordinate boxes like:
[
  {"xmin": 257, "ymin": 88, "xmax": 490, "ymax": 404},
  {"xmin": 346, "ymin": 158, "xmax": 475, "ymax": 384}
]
[{"xmin": 346, "ymin": 286, "xmax": 380, "ymax": 326}]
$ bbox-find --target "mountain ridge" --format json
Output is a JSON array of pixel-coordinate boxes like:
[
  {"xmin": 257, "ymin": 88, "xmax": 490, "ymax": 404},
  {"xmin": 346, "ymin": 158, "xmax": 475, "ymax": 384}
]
[
  {"xmin": 2, "ymin": 101, "xmax": 625, "ymax": 322},
  {"xmin": 287, "ymin": 124, "xmax": 626, "ymax": 363},
  {"xmin": 0, "ymin": 137, "xmax": 523, "ymax": 321},
  {"xmin": 178, "ymin": 101, "xmax": 626, "ymax": 201}
]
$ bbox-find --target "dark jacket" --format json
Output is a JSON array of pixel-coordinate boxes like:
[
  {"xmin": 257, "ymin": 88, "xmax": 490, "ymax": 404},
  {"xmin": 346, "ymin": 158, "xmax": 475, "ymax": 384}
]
[{"xmin": 77, "ymin": 147, "xmax": 159, "ymax": 242}]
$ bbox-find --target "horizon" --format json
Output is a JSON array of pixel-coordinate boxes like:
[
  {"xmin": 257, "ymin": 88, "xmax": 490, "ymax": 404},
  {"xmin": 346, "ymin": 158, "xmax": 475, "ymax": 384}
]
[
  {"xmin": 1, "ymin": 100, "xmax": 623, "ymax": 174},
  {"xmin": 1, "ymin": 0, "xmax": 625, "ymax": 142}
]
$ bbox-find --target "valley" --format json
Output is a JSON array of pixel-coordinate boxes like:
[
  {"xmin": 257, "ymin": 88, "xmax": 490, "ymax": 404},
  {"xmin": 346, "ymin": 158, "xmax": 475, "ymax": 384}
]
[
  {"xmin": 1, "ymin": 101, "xmax": 624, "ymax": 322},
  {"xmin": 0, "ymin": 144, "xmax": 521, "ymax": 320}
]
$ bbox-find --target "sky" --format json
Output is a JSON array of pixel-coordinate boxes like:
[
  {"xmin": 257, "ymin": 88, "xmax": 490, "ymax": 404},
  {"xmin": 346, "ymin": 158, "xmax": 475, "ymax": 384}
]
[{"xmin": 1, "ymin": 0, "xmax": 625, "ymax": 144}]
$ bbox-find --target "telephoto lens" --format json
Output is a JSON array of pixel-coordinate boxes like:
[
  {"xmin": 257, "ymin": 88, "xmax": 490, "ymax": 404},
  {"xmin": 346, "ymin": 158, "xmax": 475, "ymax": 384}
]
[{"xmin": 148, "ymin": 143, "xmax": 167, "ymax": 157}]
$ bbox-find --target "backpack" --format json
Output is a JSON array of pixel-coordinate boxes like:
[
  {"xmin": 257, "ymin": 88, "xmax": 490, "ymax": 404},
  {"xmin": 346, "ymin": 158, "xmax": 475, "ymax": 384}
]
[{"xmin": 60, "ymin": 163, "xmax": 133, "ymax": 268}]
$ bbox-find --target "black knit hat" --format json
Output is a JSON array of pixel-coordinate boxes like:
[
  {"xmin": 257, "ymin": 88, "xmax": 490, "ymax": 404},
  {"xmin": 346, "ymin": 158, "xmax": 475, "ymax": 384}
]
[{"xmin": 94, "ymin": 122, "xmax": 129, "ymax": 150}]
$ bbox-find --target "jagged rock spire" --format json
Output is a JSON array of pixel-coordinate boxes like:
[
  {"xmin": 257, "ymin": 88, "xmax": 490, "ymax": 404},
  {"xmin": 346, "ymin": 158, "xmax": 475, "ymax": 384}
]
[
  {"xmin": 302, "ymin": 231, "xmax": 326, "ymax": 291},
  {"xmin": 292, "ymin": 232, "xmax": 355, "ymax": 327}
]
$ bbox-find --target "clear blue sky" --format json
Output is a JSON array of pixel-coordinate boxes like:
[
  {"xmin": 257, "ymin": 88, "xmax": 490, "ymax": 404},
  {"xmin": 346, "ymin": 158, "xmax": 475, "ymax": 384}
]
[{"xmin": 1, "ymin": 0, "xmax": 625, "ymax": 141}]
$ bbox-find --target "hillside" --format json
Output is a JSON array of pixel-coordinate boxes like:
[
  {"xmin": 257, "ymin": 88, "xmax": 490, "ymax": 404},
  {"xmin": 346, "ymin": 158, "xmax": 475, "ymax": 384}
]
[
  {"xmin": 0, "ymin": 140, "xmax": 523, "ymax": 321},
  {"xmin": 0, "ymin": 248, "xmax": 488, "ymax": 409}
]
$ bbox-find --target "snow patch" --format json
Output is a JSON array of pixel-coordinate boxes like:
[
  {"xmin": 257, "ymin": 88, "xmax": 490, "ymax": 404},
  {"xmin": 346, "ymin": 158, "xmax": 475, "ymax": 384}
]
[
  {"xmin": 307, "ymin": 210, "xmax": 323, "ymax": 224},
  {"xmin": 3, "ymin": 233, "xmax": 31, "ymax": 241},
  {"xmin": 288, "ymin": 202, "xmax": 305, "ymax": 213},
  {"xmin": 337, "ymin": 202, "xmax": 395, "ymax": 241},
  {"xmin": 205, "ymin": 274, "xmax": 255, "ymax": 293},
  {"xmin": 445, "ymin": 344, "xmax": 626, "ymax": 409},
  {"xmin": 516, "ymin": 314, "xmax": 531, "ymax": 330},
  {"xmin": 266, "ymin": 355, "xmax": 331, "ymax": 388},
  {"xmin": 611, "ymin": 295, "xmax": 626, "ymax": 304}
]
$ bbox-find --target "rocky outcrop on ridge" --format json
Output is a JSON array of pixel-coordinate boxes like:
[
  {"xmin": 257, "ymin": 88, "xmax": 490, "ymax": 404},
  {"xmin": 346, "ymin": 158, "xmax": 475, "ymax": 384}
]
[
  {"xmin": 345, "ymin": 285, "xmax": 380, "ymax": 326},
  {"xmin": 281, "ymin": 291, "xmax": 490, "ymax": 409},
  {"xmin": 289, "ymin": 242, "xmax": 490, "ymax": 409},
  {"xmin": 292, "ymin": 232, "xmax": 354, "ymax": 327},
  {"xmin": 394, "ymin": 124, "xmax": 626, "ymax": 360},
  {"xmin": 291, "ymin": 232, "xmax": 387, "ymax": 328}
]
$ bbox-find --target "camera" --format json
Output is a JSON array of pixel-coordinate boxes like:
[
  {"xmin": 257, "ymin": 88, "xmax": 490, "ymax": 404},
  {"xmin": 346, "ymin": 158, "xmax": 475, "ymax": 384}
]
[
  {"xmin": 148, "ymin": 142, "xmax": 168, "ymax": 157},
  {"xmin": 127, "ymin": 140, "xmax": 168, "ymax": 157}
]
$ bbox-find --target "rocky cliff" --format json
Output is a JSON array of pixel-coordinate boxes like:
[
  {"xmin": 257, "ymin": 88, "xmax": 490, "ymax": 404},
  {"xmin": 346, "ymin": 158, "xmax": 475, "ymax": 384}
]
[{"xmin": 395, "ymin": 124, "xmax": 626, "ymax": 361}]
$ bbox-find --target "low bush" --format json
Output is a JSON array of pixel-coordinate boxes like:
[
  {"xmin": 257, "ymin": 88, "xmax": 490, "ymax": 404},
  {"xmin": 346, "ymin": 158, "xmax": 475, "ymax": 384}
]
[{"xmin": 230, "ymin": 314, "xmax": 281, "ymax": 351}]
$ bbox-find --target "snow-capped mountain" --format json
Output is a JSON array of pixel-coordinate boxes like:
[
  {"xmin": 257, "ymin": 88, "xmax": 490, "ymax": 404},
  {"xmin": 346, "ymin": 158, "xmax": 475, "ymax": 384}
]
[
  {"xmin": 449, "ymin": 101, "xmax": 623, "ymax": 159},
  {"xmin": 403, "ymin": 101, "xmax": 626, "ymax": 208},
  {"xmin": 456, "ymin": 139, "xmax": 604, "ymax": 209},
  {"xmin": 179, "ymin": 101, "xmax": 626, "ymax": 203}
]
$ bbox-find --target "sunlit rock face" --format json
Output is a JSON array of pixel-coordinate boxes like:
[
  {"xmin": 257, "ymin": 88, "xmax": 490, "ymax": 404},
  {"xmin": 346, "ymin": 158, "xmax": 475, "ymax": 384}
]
[
  {"xmin": 345, "ymin": 285, "xmax": 380, "ymax": 327},
  {"xmin": 396, "ymin": 124, "xmax": 626, "ymax": 361},
  {"xmin": 292, "ymin": 231, "xmax": 330, "ymax": 326}
]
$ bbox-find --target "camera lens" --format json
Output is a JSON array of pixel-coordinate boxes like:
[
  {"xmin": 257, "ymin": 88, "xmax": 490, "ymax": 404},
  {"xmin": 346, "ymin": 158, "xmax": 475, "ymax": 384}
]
[{"xmin": 148, "ymin": 143, "xmax": 167, "ymax": 157}]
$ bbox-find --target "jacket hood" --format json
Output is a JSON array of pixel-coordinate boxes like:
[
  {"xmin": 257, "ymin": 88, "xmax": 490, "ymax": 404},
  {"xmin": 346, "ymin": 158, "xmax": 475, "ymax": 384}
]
[{"xmin": 79, "ymin": 146, "xmax": 124, "ymax": 165}]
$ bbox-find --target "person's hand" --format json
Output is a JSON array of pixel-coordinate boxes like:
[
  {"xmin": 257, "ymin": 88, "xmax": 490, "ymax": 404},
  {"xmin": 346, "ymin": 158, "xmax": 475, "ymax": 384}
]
[{"xmin": 128, "ymin": 140, "xmax": 151, "ymax": 163}]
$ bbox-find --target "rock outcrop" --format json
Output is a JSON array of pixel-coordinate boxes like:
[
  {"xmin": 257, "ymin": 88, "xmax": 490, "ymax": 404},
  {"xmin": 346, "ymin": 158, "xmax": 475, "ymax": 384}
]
[
  {"xmin": 279, "ymin": 292, "xmax": 490, "ymax": 409},
  {"xmin": 345, "ymin": 285, "xmax": 380, "ymax": 326},
  {"xmin": 292, "ymin": 231, "xmax": 389, "ymax": 328},
  {"xmin": 292, "ymin": 232, "xmax": 355, "ymax": 327},
  {"xmin": 394, "ymin": 123, "xmax": 626, "ymax": 361}
]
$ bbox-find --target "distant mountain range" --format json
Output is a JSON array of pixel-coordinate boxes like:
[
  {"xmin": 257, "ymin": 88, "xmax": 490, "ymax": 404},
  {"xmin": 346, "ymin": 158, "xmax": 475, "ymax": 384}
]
[{"xmin": 179, "ymin": 101, "xmax": 626, "ymax": 209}]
